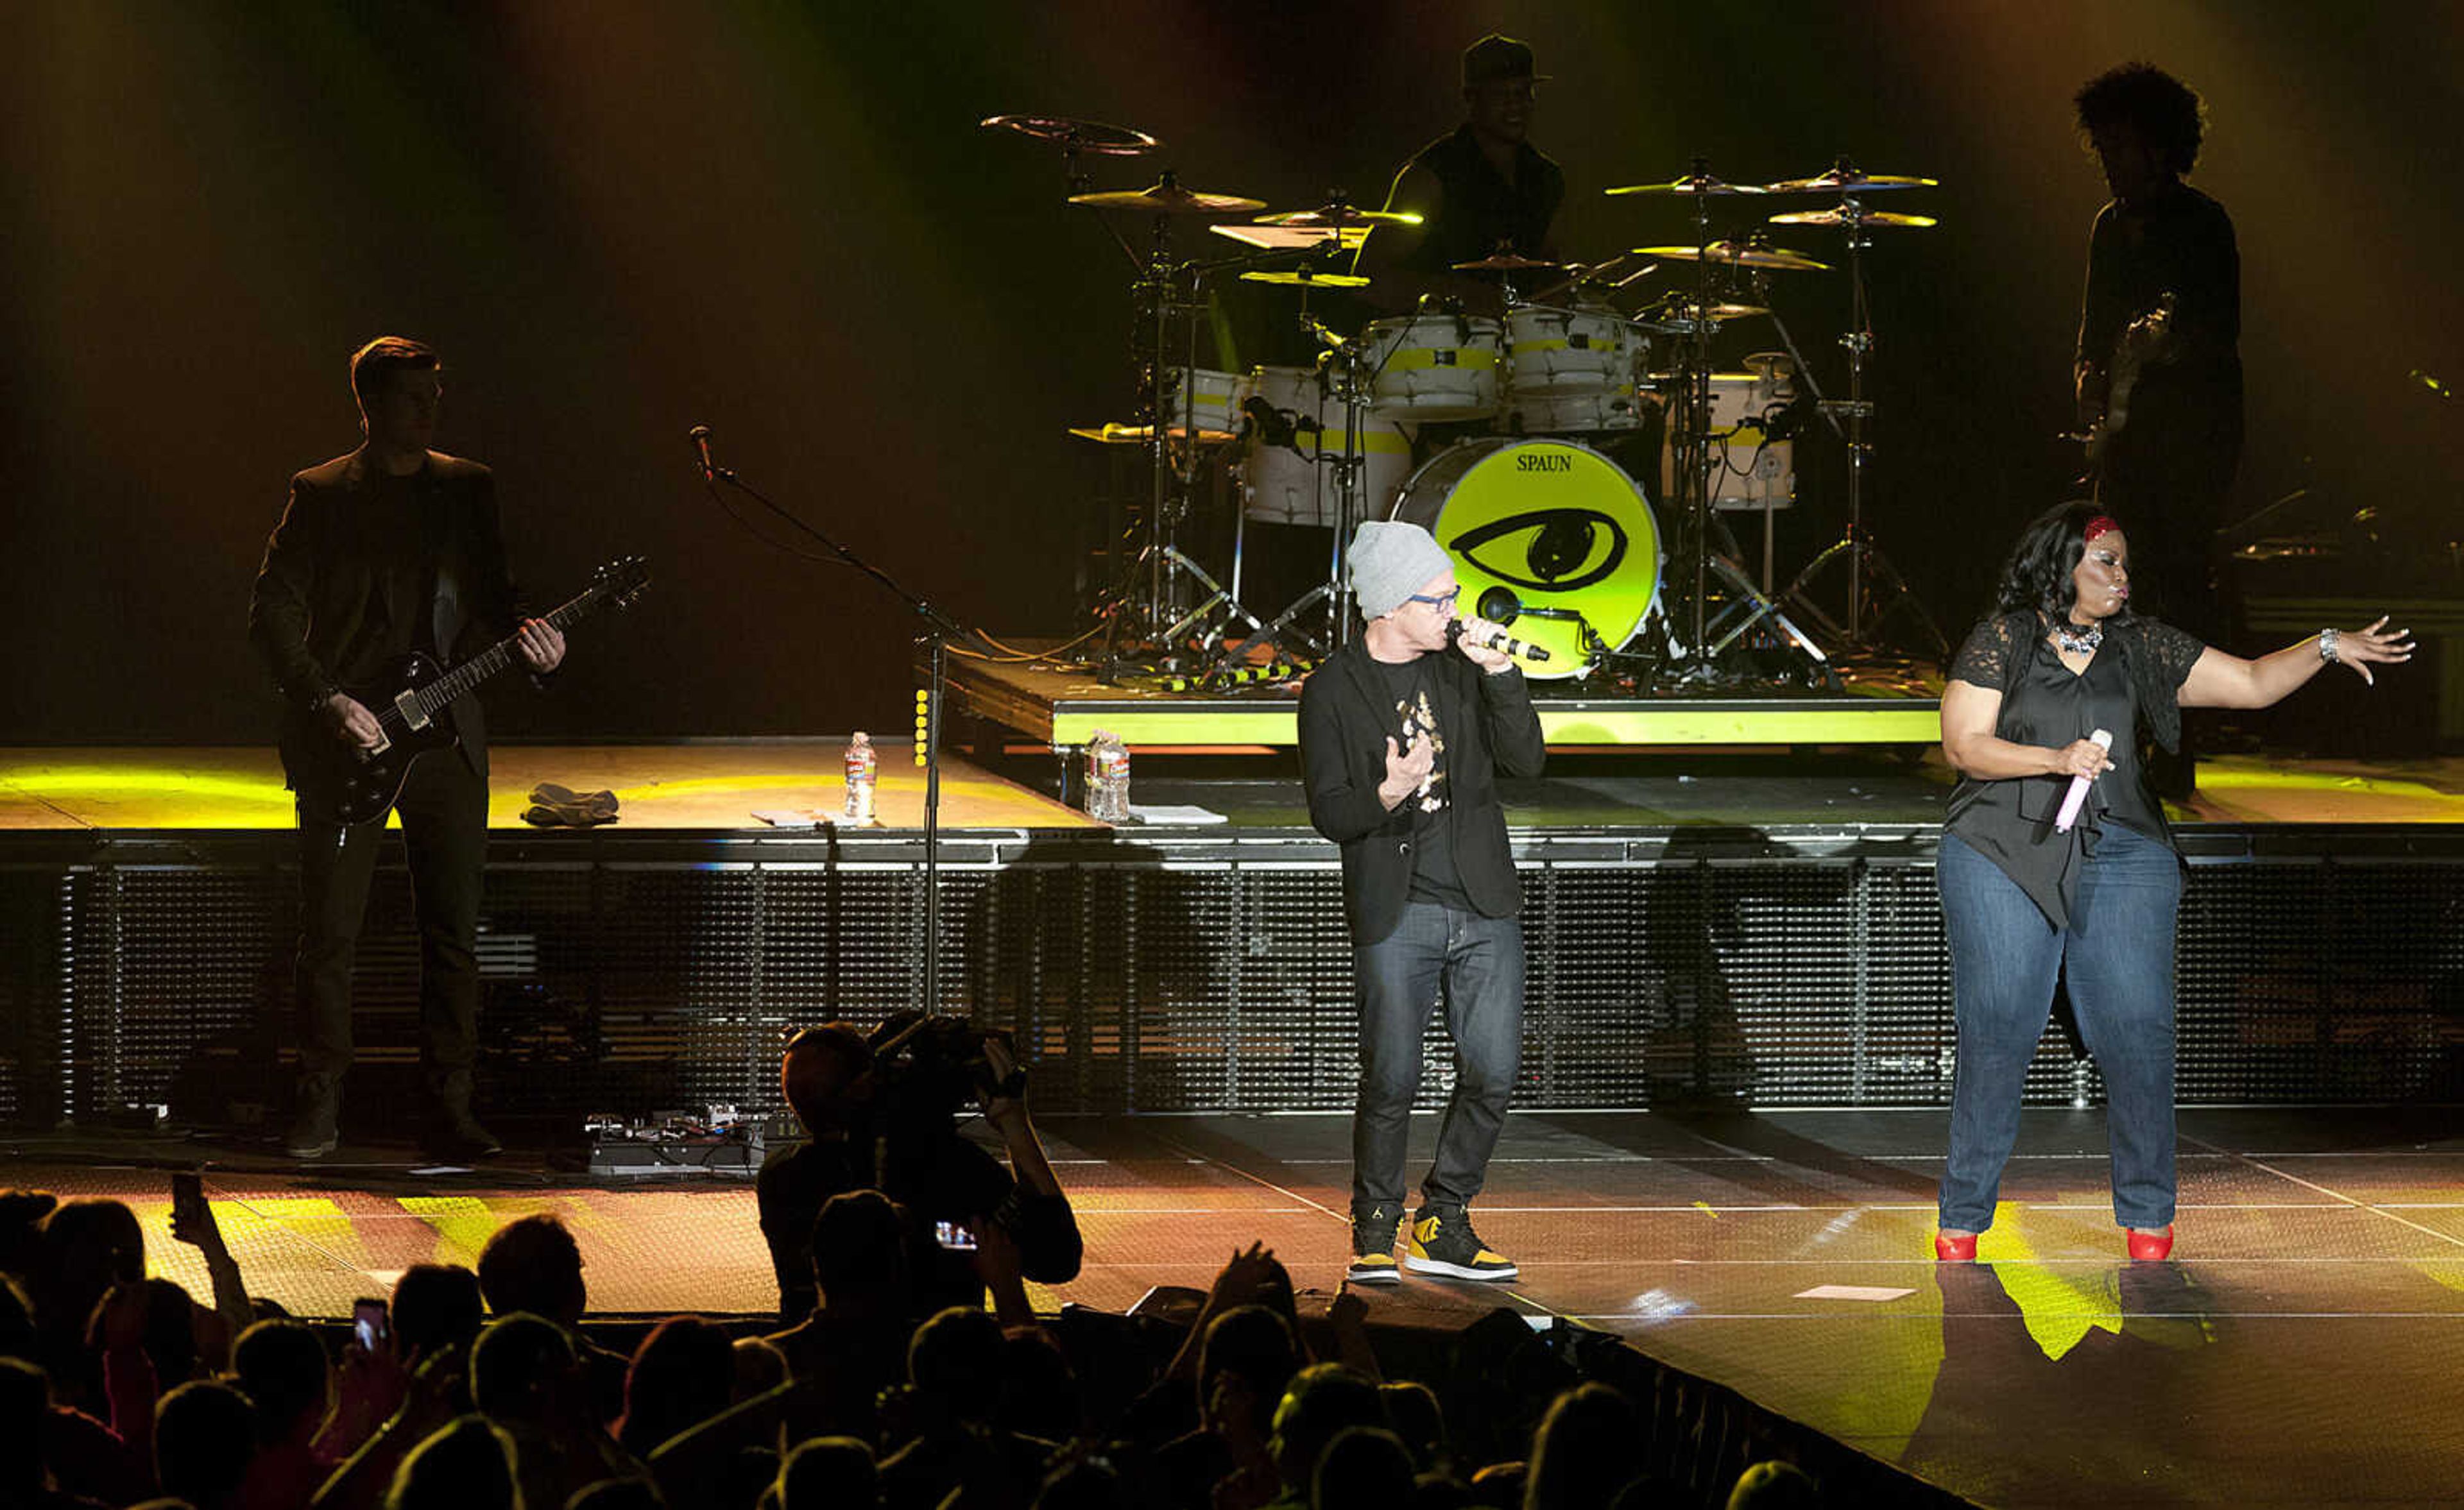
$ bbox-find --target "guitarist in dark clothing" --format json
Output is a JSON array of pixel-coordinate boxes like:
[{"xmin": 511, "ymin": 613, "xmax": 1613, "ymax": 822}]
[
  {"xmin": 248, "ymin": 337, "xmax": 565, "ymax": 1160},
  {"xmin": 2071, "ymin": 64, "xmax": 2242, "ymax": 795}
]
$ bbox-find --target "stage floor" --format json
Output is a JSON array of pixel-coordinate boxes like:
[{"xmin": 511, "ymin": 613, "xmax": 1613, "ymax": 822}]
[
  {"xmin": 16, "ymin": 1104, "xmax": 2464, "ymax": 1509},
  {"xmin": 0, "ymin": 742, "xmax": 1095, "ymax": 831},
  {"xmin": 6, "ymin": 744, "xmax": 2464, "ymax": 835}
]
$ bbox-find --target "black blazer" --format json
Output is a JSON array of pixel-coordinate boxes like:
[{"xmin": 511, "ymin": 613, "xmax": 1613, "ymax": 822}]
[
  {"xmin": 247, "ymin": 447, "xmax": 522, "ymax": 779},
  {"xmin": 1299, "ymin": 638, "xmax": 1547, "ymax": 944}
]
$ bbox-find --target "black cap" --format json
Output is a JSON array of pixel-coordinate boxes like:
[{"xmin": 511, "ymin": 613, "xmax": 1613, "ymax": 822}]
[{"xmin": 1462, "ymin": 33, "xmax": 1546, "ymax": 89}]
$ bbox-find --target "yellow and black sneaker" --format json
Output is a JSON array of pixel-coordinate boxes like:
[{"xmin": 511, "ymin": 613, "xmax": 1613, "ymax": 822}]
[
  {"xmin": 1404, "ymin": 1207, "xmax": 1517, "ymax": 1281},
  {"xmin": 1348, "ymin": 1205, "xmax": 1402, "ymax": 1285}
]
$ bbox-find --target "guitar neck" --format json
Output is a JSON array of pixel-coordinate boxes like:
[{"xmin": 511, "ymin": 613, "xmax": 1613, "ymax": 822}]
[{"xmin": 412, "ymin": 588, "xmax": 601, "ymax": 717}]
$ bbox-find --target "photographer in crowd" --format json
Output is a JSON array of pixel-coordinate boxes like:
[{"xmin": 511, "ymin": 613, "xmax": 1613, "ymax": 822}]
[{"xmin": 755, "ymin": 1015, "xmax": 1082, "ymax": 1325}]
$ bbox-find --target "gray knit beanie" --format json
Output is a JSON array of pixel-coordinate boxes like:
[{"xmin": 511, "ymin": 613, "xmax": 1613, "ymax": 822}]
[{"xmin": 1348, "ymin": 521, "xmax": 1453, "ymax": 620}]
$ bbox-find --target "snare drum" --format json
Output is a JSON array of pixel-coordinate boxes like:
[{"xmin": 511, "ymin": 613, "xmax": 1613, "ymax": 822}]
[
  {"xmin": 1357, "ymin": 315, "xmax": 1502, "ymax": 421},
  {"xmin": 1390, "ymin": 437, "xmax": 1664, "ymax": 679},
  {"xmin": 1655, "ymin": 362, "xmax": 1797, "ymax": 505},
  {"xmin": 1240, "ymin": 365, "xmax": 1411, "ymax": 528}
]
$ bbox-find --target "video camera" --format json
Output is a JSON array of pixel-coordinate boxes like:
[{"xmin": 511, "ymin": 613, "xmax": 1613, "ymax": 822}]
[{"xmin": 865, "ymin": 1011, "xmax": 1027, "ymax": 1124}]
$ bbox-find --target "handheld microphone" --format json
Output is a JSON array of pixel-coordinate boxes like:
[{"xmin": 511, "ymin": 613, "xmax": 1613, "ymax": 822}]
[
  {"xmin": 687, "ymin": 424, "xmax": 717, "ymax": 480},
  {"xmin": 2054, "ymin": 729, "xmax": 2114, "ymax": 833},
  {"xmin": 1450, "ymin": 615, "xmax": 1552, "ymax": 663}
]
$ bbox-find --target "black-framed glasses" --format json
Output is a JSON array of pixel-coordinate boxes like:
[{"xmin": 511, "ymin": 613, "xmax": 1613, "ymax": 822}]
[{"xmin": 1405, "ymin": 586, "xmax": 1461, "ymax": 611}]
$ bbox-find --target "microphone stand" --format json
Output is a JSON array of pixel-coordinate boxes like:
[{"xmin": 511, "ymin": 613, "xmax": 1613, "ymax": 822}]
[{"xmin": 697, "ymin": 454, "xmax": 967, "ymax": 1018}]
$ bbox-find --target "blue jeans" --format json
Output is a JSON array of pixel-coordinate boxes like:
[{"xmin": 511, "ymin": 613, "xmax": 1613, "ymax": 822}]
[
  {"xmin": 1937, "ymin": 826, "xmax": 2183, "ymax": 1232},
  {"xmin": 1352, "ymin": 901, "xmax": 1525, "ymax": 1219}
]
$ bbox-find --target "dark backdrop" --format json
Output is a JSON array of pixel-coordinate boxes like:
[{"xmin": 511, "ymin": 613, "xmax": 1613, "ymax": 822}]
[{"xmin": 5, "ymin": 1, "xmax": 2458, "ymax": 743}]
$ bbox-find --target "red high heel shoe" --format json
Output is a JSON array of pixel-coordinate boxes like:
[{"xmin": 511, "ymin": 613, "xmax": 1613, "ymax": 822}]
[
  {"xmin": 1934, "ymin": 1232, "xmax": 1978, "ymax": 1262},
  {"xmin": 2126, "ymin": 1226, "xmax": 2175, "ymax": 1261}
]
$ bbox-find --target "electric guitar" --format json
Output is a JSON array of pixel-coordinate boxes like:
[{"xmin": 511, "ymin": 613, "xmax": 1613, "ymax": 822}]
[
  {"xmin": 2083, "ymin": 291, "xmax": 2177, "ymax": 488},
  {"xmin": 282, "ymin": 556, "xmax": 651, "ymax": 826}
]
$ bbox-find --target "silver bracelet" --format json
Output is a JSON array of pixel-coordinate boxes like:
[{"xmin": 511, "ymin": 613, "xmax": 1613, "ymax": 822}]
[{"xmin": 2318, "ymin": 628, "xmax": 2340, "ymax": 664}]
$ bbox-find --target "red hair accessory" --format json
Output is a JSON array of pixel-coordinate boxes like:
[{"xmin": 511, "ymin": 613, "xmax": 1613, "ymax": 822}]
[{"xmin": 2083, "ymin": 514, "xmax": 2121, "ymax": 545}]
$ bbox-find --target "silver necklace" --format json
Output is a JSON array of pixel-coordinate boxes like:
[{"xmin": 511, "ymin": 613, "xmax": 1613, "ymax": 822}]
[{"xmin": 2052, "ymin": 618, "xmax": 2104, "ymax": 656}]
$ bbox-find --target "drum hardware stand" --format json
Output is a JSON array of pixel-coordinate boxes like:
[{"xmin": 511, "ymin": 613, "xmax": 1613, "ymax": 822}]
[
  {"xmin": 1659, "ymin": 161, "xmax": 1729, "ymax": 684},
  {"xmin": 1777, "ymin": 195, "xmax": 1948, "ymax": 659},
  {"xmin": 1097, "ymin": 199, "xmax": 1255, "ymax": 673}
]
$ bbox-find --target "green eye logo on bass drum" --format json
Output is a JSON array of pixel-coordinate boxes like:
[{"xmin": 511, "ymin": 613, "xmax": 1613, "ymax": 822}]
[
  {"xmin": 1446, "ymin": 509, "xmax": 1629, "ymax": 593},
  {"xmin": 1392, "ymin": 439, "xmax": 1664, "ymax": 680}
]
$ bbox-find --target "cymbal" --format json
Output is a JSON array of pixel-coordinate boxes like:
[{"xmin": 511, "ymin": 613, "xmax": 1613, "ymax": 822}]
[
  {"xmin": 1210, "ymin": 223, "xmax": 1368, "ymax": 251},
  {"xmin": 1633, "ymin": 241, "xmax": 1829, "ymax": 272},
  {"xmin": 1768, "ymin": 207, "xmax": 1938, "ymax": 229},
  {"xmin": 1605, "ymin": 174, "xmax": 1767, "ymax": 198},
  {"xmin": 1069, "ymin": 175, "xmax": 1266, "ymax": 215},
  {"xmin": 980, "ymin": 114, "xmax": 1159, "ymax": 156},
  {"xmin": 1636, "ymin": 301, "xmax": 1769, "ymax": 333},
  {"xmin": 1256, "ymin": 206, "xmax": 1421, "ymax": 228},
  {"xmin": 1240, "ymin": 269, "xmax": 1371, "ymax": 289},
  {"xmin": 1453, "ymin": 251, "xmax": 1563, "ymax": 272},
  {"xmin": 1069, "ymin": 421, "xmax": 1239, "ymax": 446},
  {"xmin": 1761, "ymin": 165, "xmax": 1939, "ymax": 194}
]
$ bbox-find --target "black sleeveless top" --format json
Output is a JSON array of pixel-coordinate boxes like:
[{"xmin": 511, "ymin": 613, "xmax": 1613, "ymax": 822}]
[
  {"xmin": 1397, "ymin": 124, "xmax": 1566, "ymax": 275},
  {"xmin": 1944, "ymin": 612, "xmax": 2205, "ymax": 928}
]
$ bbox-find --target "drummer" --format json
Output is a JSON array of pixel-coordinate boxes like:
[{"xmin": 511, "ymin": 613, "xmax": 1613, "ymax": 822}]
[{"xmin": 1356, "ymin": 33, "xmax": 1564, "ymax": 316}]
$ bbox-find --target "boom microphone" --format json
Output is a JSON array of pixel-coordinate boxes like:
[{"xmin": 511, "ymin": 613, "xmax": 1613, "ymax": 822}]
[{"xmin": 687, "ymin": 424, "xmax": 717, "ymax": 480}]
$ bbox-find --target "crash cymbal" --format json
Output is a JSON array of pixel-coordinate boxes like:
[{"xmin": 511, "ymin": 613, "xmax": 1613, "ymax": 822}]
[
  {"xmin": 1256, "ymin": 205, "xmax": 1421, "ymax": 228},
  {"xmin": 1069, "ymin": 421, "xmax": 1239, "ymax": 446},
  {"xmin": 1452, "ymin": 251, "xmax": 1564, "ymax": 273},
  {"xmin": 1760, "ymin": 165, "xmax": 1939, "ymax": 194},
  {"xmin": 980, "ymin": 114, "xmax": 1159, "ymax": 155},
  {"xmin": 1634, "ymin": 301, "xmax": 1769, "ymax": 334},
  {"xmin": 1069, "ymin": 173, "xmax": 1265, "ymax": 215},
  {"xmin": 1239, "ymin": 269, "xmax": 1372, "ymax": 289},
  {"xmin": 1210, "ymin": 223, "xmax": 1368, "ymax": 251},
  {"xmin": 1633, "ymin": 241, "xmax": 1829, "ymax": 272},
  {"xmin": 1768, "ymin": 207, "xmax": 1938, "ymax": 229},
  {"xmin": 1605, "ymin": 173, "xmax": 1768, "ymax": 197}
]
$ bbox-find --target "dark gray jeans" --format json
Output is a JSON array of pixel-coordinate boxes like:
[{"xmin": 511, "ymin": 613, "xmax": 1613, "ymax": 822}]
[{"xmin": 1351, "ymin": 900, "xmax": 1525, "ymax": 1219}]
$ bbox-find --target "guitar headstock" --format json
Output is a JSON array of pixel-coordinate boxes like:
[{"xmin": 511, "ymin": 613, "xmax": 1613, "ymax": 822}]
[{"xmin": 592, "ymin": 556, "xmax": 653, "ymax": 611}]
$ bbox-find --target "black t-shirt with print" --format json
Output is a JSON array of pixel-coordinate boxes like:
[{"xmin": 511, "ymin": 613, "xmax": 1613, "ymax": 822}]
[{"xmin": 1373, "ymin": 654, "xmax": 1475, "ymax": 912}]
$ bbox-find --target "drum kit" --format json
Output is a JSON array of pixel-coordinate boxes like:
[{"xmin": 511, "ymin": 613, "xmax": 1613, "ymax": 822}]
[{"xmin": 985, "ymin": 113, "xmax": 1950, "ymax": 688}]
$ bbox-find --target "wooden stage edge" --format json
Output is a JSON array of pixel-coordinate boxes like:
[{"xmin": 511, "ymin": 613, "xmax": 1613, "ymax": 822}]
[{"xmin": 939, "ymin": 646, "xmax": 1942, "ymax": 748}]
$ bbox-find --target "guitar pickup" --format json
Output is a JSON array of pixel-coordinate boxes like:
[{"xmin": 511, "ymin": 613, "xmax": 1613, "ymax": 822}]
[{"xmin": 391, "ymin": 688, "xmax": 430, "ymax": 732}]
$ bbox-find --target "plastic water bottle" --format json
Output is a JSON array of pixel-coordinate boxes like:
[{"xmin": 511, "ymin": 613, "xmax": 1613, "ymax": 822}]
[
  {"xmin": 1085, "ymin": 729, "xmax": 1131, "ymax": 823},
  {"xmin": 843, "ymin": 731, "xmax": 877, "ymax": 823}
]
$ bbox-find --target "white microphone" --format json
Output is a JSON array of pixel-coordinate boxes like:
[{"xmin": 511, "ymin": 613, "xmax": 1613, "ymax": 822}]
[{"xmin": 2054, "ymin": 729, "xmax": 2114, "ymax": 833}]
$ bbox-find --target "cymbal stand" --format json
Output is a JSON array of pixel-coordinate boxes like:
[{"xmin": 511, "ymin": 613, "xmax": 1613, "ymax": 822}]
[
  {"xmin": 1779, "ymin": 196, "xmax": 1947, "ymax": 657},
  {"xmin": 1100, "ymin": 196, "xmax": 1245, "ymax": 670},
  {"xmin": 1664, "ymin": 163, "xmax": 1722, "ymax": 680}
]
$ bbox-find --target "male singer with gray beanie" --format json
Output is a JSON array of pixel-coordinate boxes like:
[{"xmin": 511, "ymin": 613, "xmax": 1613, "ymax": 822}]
[{"xmin": 1299, "ymin": 520, "xmax": 1546, "ymax": 1283}]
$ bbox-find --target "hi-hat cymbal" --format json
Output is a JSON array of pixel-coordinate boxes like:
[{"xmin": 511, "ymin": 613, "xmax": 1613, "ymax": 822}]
[
  {"xmin": 980, "ymin": 114, "xmax": 1160, "ymax": 155},
  {"xmin": 1069, "ymin": 174, "xmax": 1266, "ymax": 215},
  {"xmin": 1633, "ymin": 241, "xmax": 1830, "ymax": 272},
  {"xmin": 1761, "ymin": 165, "xmax": 1940, "ymax": 194},
  {"xmin": 1453, "ymin": 251, "xmax": 1563, "ymax": 273},
  {"xmin": 1069, "ymin": 421, "xmax": 1239, "ymax": 446},
  {"xmin": 1240, "ymin": 269, "xmax": 1372, "ymax": 289},
  {"xmin": 1768, "ymin": 207, "xmax": 1938, "ymax": 230},
  {"xmin": 1605, "ymin": 173, "xmax": 1768, "ymax": 197},
  {"xmin": 1256, "ymin": 205, "xmax": 1421, "ymax": 228}
]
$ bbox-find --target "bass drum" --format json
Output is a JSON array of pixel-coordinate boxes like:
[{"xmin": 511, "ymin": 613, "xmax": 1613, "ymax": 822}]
[{"xmin": 1390, "ymin": 437, "xmax": 1663, "ymax": 679}]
